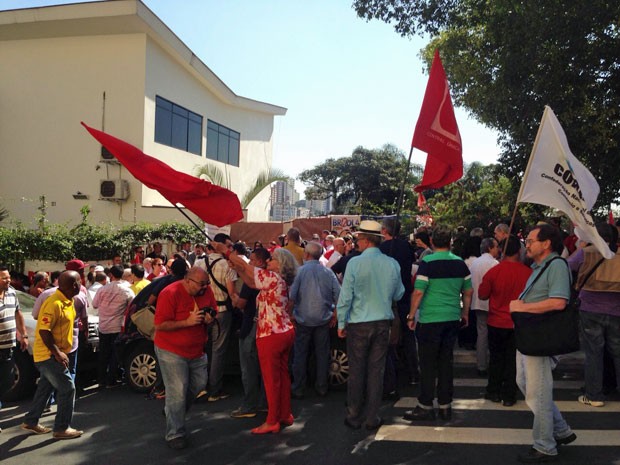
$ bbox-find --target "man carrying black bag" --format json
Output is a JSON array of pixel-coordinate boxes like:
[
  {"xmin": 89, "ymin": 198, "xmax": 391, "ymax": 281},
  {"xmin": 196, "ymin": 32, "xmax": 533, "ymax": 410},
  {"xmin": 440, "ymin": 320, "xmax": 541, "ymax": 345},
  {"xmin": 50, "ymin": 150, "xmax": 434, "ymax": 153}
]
[{"xmin": 509, "ymin": 224, "xmax": 576, "ymax": 463}]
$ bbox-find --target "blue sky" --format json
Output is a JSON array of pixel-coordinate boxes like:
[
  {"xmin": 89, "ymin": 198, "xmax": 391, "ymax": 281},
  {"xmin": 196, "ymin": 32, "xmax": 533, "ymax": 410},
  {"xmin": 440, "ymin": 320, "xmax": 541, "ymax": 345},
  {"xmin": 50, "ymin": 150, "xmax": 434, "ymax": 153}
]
[{"xmin": 8, "ymin": 0, "xmax": 501, "ymax": 195}]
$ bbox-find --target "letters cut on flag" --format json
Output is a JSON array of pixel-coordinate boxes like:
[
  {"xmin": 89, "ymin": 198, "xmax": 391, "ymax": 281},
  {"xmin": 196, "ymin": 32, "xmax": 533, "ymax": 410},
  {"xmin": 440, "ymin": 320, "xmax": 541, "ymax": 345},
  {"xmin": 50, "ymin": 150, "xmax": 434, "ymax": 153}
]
[
  {"xmin": 412, "ymin": 49, "xmax": 463, "ymax": 193},
  {"xmin": 81, "ymin": 122, "xmax": 243, "ymax": 227},
  {"xmin": 517, "ymin": 107, "xmax": 613, "ymax": 259}
]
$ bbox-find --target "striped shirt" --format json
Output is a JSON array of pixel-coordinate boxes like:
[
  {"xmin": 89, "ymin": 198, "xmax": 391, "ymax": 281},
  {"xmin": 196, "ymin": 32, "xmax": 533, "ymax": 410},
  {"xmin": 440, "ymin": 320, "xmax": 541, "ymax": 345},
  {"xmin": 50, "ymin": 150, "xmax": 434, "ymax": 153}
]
[{"xmin": 0, "ymin": 286, "xmax": 20, "ymax": 350}]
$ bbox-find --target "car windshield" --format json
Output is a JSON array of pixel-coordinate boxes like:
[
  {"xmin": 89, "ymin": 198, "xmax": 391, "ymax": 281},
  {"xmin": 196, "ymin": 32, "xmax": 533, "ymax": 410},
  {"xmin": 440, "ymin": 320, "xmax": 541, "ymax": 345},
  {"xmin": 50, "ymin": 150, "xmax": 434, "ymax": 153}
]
[{"xmin": 15, "ymin": 290, "xmax": 35, "ymax": 314}]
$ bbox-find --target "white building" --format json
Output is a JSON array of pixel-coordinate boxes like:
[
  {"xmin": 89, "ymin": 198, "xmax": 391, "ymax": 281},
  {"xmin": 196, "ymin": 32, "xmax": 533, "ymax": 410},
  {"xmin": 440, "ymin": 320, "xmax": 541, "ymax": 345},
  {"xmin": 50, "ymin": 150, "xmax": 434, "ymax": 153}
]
[{"xmin": 0, "ymin": 1, "xmax": 286, "ymax": 227}]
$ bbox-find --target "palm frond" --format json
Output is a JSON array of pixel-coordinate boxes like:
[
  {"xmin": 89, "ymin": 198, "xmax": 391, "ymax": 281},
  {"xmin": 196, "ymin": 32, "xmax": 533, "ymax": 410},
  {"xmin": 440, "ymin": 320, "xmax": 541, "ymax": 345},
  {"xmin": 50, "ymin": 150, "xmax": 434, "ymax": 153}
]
[
  {"xmin": 241, "ymin": 169, "xmax": 290, "ymax": 209},
  {"xmin": 193, "ymin": 164, "xmax": 229, "ymax": 189}
]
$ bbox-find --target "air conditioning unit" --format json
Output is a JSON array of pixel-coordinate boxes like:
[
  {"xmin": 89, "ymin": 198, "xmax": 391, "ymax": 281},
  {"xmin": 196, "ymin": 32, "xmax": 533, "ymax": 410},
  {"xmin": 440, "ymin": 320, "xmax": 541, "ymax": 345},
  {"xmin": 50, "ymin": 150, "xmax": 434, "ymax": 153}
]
[
  {"xmin": 99, "ymin": 179, "xmax": 129, "ymax": 201},
  {"xmin": 100, "ymin": 146, "xmax": 119, "ymax": 163}
]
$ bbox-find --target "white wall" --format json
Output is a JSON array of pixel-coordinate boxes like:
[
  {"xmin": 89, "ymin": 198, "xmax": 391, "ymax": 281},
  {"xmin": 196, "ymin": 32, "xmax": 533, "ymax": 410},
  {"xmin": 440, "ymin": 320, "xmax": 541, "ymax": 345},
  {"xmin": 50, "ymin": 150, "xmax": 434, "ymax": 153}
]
[
  {"xmin": 0, "ymin": 33, "xmax": 148, "ymax": 227},
  {"xmin": 1, "ymin": 31, "xmax": 278, "ymax": 228}
]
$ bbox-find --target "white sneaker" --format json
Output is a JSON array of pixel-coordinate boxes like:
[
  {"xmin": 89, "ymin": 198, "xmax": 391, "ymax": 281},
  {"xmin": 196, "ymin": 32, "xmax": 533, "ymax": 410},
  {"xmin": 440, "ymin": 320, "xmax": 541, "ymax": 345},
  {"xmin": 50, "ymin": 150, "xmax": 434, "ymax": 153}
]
[{"xmin": 578, "ymin": 395, "xmax": 604, "ymax": 407}]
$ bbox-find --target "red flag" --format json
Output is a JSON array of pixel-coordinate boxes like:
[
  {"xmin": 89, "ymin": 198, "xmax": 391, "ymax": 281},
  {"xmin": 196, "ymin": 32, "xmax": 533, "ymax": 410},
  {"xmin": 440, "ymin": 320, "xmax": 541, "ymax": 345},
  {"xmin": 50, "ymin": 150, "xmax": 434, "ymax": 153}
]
[
  {"xmin": 412, "ymin": 50, "xmax": 463, "ymax": 192},
  {"xmin": 82, "ymin": 122, "xmax": 243, "ymax": 227}
]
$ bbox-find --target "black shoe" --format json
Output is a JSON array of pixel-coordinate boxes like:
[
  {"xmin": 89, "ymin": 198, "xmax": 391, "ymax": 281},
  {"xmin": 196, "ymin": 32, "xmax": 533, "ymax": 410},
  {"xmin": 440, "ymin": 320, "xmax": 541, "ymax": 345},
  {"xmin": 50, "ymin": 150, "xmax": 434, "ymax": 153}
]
[
  {"xmin": 484, "ymin": 392, "xmax": 501, "ymax": 403},
  {"xmin": 382, "ymin": 390, "xmax": 400, "ymax": 401},
  {"xmin": 403, "ymin": 405, "xmax": 436, "ymax": 421},
  {"xmin": 344, "ymin": 418, "xmax": 361, "ymax": 430},
  {"xmin": 517, "ymin": 448, "xmax": 557, "ymax": 463},
  {"xmin": 167, "ymin": 437, "xmax": 187, "ymax": 450},
  {"xmin": 555, "ymin": 433, "xmax": 577, "ymax": 446},
  {"xmin": 365, "ymin": 418, "xmax": 384, "ymax": 431},
  {"xmin": 502, "ymin": 399, "xmax": 516, "ymax": 407},
  {"xmin": 477, "ymin": 369, "xmax": 488, "ymax": 377},
  {"xmin": 438, "ymin": 407, "xmax": 452, "ymax": 420}
]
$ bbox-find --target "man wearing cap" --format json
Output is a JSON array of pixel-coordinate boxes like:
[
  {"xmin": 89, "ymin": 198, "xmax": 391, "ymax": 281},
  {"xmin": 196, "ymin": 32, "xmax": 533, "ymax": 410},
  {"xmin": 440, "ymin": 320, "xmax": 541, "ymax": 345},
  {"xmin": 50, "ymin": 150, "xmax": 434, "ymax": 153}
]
[
  {"xmin": 22, "ymin": 271, "xmax": 84, "ymax": 439},
  {"xmin": 32, "ymin": 259, "xmax": 90, "ymax": 386},
  {"xmin": 337, "ymin": 220, "xmax": 404, "ymax": 430}
]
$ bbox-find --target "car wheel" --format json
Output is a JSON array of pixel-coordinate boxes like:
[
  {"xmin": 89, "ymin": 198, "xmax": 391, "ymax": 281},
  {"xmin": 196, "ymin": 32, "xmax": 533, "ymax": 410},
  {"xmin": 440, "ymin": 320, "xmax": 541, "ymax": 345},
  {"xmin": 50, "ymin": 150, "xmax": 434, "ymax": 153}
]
[
  {"xmin": 1, "ymin": 349, "xmax": 38, "ymax": 402},
  {"xmin": 328, "ymin": 346, "xmax": 349, "ymax": 389},
  {"xmin": 125, "ymin": 342, "xmax": 159, "ymax": 393}
]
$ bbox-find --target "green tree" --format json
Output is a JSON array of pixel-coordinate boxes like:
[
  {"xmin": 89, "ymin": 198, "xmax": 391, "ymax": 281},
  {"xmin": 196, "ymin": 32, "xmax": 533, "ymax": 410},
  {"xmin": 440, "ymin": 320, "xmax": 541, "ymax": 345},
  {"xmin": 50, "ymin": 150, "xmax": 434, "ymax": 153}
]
[
  {"xmin": 298, "ymin": 144, "xmax": 422, "ymax": 214},
  {"xmin": 426, "ymin": 162, "xmax": 543, "ymax": 232},
  {"xmin": 353, "ymin": 0, "xmax": 620, "ymax": 209}
]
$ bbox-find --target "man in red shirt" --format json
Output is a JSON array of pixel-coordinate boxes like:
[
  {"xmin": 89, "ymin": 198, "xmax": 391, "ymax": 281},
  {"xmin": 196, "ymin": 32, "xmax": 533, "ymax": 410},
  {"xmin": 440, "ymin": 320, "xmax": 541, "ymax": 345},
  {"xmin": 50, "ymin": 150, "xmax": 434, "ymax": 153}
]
[
  {"xmin": 154, "ymin": 267, "xmax": 216, "ymax": 450},
  {"xmin": 478, "ymin": 235, "xmax": 532, "ymax": 406}
]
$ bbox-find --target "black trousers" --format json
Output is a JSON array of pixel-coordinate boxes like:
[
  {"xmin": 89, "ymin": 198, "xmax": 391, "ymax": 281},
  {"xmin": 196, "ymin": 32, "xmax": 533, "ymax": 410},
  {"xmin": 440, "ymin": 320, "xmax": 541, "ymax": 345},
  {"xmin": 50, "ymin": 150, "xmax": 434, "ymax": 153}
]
[
  {"xmin": 416, "ymin": 320, "xmax": 460, "ymax": 407},
  {"xmin": 487, "ymin": 325, "xmax": 517, "ymax": 402}
]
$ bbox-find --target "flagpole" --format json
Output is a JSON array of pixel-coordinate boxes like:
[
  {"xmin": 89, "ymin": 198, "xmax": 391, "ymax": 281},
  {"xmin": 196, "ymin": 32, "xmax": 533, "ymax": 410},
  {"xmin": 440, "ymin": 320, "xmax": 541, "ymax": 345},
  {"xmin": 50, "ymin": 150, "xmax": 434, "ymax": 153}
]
[
  {"xmin": 504, "ymin": 106, "xmax": 550, "ymax": 257},
  {"xmin": 174, "ymin": 204, "xmax": 212, "ymax": 242},
  {"xmin": 390, "ymin": 146, "xmax": 415, "ymax": 255}
]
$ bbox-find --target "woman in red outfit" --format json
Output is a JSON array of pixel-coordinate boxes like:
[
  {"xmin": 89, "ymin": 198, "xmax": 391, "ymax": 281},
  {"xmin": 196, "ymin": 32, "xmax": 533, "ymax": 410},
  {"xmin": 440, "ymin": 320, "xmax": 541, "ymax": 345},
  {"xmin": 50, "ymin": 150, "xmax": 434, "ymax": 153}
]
[{"xmin": 213, "ymin": 242, "xmax": 298, "ymax": 434}]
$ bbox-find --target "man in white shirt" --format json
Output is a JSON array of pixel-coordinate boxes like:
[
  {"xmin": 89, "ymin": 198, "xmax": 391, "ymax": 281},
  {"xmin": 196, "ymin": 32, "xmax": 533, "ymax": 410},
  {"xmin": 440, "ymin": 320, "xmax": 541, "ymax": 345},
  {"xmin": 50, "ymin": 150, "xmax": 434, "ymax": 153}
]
[
  {"xmin": 468, "ymin": 238, "xmax": 499, "ymax": 376},
  {"xmin": 92, "ymin": 265, "xmax": 134, "ymax": 387}
]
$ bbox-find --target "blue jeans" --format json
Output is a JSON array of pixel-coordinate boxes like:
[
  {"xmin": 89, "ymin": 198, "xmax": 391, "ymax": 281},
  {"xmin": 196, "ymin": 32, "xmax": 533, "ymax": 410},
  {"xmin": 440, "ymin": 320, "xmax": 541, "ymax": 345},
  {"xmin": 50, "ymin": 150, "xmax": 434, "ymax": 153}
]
[
  {"xmin": 291, "ymin": 322, "xmax": 330, "ymax": 394},
  {"xmin": 345, "ymin": 320, "xmax": 390, "ymax": 427},
  {"xmin": 155, "ymin": 346, "xmax": 208, "ymax": 441},
  {"xmin": 208, "ymin": 310, "xmax": 231, "ymax": 393},
  {"xmin": 580, "ymin": 311, "xmax": 620, "ymax": 401},
  {"xmin": 238, "ymin": 323, "xmax": 265, "ymax": 411},
  {"xmin": 516, "ymin": 351, "xmax": 573, "ymax": 455},
  {"xmin": 475, "ymin": 310, "xmax": 489, "ymax": 371},
  {"xmin": 416, "ymin": 320, "xmax": 460, "ymax": 407},
  {"xmin": 24, "ymin": 357, "xmax": 76, "ymax": 432}
]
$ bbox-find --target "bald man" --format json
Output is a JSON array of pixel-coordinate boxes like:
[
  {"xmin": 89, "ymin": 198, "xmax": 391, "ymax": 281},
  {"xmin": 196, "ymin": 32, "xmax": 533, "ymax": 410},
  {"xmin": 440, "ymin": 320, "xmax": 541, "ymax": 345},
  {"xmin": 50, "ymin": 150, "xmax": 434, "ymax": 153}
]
[{"xmin": 22, "ymin": 271, "xmax": 84, "ymax": 439}]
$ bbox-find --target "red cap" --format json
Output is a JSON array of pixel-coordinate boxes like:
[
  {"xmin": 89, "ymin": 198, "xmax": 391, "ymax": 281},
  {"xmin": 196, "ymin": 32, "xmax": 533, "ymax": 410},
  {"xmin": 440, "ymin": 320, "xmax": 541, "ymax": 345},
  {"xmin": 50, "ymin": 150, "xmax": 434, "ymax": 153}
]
[{"xmin": 65, "ymin": 259, "xmax": 86, "ymax": 271}]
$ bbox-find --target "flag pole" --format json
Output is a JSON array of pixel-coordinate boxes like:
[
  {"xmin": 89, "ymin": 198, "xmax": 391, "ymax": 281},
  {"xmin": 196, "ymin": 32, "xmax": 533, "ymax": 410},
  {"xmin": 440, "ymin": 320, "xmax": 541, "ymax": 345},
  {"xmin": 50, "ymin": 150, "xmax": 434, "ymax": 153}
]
[
  {"xmin": 390, "ymin": 145, "xmax": 415, "ymax": 255},
  {"xmin": 504, "ymin": 106, "xmax": 550, "ymax": 257},
  {"xmin": 173, "ymin": 204, "xmax": 212, "ymax": 242}
]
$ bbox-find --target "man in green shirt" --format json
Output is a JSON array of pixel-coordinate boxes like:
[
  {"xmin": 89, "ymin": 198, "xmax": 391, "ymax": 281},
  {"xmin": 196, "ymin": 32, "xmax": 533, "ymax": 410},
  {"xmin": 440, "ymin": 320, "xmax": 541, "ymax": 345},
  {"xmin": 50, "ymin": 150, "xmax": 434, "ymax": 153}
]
[{"xmin": 405, "ymin": 225, "xmax": 472, "ymax": 421}]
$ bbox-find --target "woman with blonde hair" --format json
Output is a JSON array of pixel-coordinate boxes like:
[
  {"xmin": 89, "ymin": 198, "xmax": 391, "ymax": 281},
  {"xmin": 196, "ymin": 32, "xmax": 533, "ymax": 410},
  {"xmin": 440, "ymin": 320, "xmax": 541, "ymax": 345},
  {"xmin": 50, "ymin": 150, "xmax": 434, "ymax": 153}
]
[{"xmin": 212, "ymin": 243, "xmax": 298, "ymax": 434}]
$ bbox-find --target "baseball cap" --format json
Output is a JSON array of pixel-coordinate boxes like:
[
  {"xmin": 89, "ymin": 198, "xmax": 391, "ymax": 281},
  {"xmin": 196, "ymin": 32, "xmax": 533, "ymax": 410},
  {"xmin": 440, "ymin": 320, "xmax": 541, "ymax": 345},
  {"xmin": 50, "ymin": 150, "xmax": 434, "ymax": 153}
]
[{"xmin": 65, "ymin": 259, "xmax": 86, "ymax": 271}]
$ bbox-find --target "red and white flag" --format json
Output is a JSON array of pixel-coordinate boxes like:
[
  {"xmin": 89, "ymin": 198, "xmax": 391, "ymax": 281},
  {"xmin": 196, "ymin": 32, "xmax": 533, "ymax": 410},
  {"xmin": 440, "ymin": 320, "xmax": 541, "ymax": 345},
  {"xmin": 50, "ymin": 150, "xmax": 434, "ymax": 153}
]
[{"xmin": 413, "ymin": 50, "xmax": 463, "ymax": 193}]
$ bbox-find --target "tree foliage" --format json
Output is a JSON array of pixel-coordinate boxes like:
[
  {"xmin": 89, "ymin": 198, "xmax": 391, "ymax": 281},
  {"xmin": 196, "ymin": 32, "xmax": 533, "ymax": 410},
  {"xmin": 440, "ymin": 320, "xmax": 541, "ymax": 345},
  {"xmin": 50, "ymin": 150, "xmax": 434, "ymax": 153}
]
[
  {"xmin": 424, "ymin": 162, "xmax": 545, "ymax": 233},
  {"xmin": 353, "ymin": 0, "xmax": 620, "ymax": 209},
  {"xmin": 298, "ymin": 144, "xmax": 422, "ymax": 215}
]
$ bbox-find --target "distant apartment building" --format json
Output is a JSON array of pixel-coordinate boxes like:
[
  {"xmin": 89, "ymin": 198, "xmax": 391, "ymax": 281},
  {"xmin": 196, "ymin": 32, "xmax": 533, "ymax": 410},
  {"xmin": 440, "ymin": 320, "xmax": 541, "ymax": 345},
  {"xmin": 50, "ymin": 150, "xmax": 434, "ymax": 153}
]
[
  {"xmin": 0, "ymin": 1, "xmax": 286, "ymax": 227},
  {"xmin": 269, "ymin": 179, "xmax": 299, "ymax": 221}
]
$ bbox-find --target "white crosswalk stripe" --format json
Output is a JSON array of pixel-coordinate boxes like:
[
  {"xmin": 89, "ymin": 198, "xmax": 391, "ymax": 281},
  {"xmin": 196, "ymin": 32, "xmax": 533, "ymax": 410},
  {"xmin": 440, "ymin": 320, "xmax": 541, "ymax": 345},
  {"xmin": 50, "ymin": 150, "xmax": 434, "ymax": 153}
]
[{"xmin": 375, "ymin": 361, "xmax": 620, "ymax": 447}]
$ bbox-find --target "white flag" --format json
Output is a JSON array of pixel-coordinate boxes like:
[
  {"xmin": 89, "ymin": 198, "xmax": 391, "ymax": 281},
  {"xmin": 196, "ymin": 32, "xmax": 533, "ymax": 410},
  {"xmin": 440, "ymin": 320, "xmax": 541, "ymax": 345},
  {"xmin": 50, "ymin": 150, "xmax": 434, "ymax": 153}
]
[{"xmin": 517, "ymin": 106, "xmax": 613, "ymax": 259}]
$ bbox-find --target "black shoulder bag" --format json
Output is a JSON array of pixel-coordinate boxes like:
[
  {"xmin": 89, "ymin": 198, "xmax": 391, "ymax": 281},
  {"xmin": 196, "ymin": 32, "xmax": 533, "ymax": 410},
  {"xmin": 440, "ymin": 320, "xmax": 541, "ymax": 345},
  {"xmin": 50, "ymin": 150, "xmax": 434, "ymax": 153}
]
[{"xmin": 512, "ymin": 256, "xmax": 602, "ymax": 356}]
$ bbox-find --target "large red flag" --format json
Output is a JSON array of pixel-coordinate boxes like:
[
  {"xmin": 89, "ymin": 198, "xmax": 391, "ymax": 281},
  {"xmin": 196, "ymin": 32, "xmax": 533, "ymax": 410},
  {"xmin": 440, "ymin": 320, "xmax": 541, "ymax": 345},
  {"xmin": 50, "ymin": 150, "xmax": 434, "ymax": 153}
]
[
  {"xmin": 82, "ymin": 122, "xmax": 243, "ymax": 227},
  {"xmin": 412, "ymin": 50, "xmax": 463, "ymax": 192}
]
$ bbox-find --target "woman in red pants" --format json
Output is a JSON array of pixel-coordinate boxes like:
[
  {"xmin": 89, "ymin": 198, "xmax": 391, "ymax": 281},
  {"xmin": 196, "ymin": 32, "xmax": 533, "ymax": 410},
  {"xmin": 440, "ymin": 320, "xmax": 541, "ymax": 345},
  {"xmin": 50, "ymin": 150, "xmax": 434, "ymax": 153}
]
[{"xmin": 213, "ymin": 243, "xmax": 297, "ymax": 434}]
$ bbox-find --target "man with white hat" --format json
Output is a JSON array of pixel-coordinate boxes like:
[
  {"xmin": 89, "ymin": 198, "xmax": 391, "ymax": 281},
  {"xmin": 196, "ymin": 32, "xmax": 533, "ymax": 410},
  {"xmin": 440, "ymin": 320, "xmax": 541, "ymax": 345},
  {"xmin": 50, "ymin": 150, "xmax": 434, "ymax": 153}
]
[{"xmin": 337, "ymin": 220, "xmax": 404, "ymax": 431}]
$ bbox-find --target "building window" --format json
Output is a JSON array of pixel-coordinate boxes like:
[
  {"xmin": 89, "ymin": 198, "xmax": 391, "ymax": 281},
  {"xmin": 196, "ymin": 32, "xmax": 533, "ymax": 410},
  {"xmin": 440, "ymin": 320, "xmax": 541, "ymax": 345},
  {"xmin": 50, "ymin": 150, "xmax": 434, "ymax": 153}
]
[
  {"xmin": 206, "ymin": 120, "xmax": 240, "ymax": 166},
  {"xmin": 154, "ymin": 96, "xmax": 202, "ymax": 155}
]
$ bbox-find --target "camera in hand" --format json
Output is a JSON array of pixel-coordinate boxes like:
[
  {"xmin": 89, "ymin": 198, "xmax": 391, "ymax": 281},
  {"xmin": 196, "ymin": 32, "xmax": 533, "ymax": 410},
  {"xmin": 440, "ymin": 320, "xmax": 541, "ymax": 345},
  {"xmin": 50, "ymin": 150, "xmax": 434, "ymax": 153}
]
[{"xmin": 200, "ymin": 307, "xmax": 217, "ymax": 318}]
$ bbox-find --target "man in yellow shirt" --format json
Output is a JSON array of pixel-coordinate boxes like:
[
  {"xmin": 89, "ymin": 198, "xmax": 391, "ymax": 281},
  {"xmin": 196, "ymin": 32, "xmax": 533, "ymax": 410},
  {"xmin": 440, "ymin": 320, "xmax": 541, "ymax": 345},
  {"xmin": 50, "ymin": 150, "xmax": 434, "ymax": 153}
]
[
  {"xmin": 130, "ymin": 264, "xmax": 150, "ymax": 295},
  {"xmin": 22, "ymin": 271, "xmax": 84, "ymax": 440},
  {"xmin": 284, "ymin": 227, "xmax": 305, "ymax": 266}
]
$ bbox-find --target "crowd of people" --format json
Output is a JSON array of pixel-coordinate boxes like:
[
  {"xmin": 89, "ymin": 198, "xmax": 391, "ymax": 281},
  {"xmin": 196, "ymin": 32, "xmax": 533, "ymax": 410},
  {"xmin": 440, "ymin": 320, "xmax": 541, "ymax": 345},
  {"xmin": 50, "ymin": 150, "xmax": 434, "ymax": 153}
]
[{"xmin": 1, "ymin": 219, "xmax": 619, "ymax": 463}]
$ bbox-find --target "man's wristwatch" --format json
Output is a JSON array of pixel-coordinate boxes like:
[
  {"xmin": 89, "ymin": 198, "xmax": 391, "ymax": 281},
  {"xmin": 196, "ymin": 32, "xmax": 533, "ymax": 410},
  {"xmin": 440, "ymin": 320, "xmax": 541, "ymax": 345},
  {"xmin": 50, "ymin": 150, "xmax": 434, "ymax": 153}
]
[{"xmin": 406, "ymin": 314, "xmax": 415, "ymax": 321}]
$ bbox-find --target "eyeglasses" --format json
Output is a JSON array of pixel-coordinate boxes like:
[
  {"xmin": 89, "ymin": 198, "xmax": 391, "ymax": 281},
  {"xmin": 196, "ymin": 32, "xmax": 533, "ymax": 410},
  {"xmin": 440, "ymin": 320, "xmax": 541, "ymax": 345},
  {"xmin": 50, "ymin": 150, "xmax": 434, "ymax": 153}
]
[
  {"xmin": 525, "ymin": 239, "xmax": 542, "ymax": 245},
  {"xmin": 188, "ymin": 278, "xmax": 210, "ymax": 287}
]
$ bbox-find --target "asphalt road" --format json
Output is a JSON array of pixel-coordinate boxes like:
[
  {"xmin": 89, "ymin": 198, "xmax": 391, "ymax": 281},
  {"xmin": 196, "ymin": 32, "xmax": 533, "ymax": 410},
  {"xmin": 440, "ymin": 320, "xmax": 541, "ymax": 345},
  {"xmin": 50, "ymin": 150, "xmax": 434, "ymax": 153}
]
[{"xmin": 1, "ymin": 351, "xmax": 619, "ymax": 465}]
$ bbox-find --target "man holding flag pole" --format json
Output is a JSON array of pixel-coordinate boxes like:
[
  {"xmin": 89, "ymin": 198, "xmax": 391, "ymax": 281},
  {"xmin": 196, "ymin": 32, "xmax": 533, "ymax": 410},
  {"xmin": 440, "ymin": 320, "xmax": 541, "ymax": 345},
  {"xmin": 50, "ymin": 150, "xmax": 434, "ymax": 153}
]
[{"xmin": 508, "ymin": 105, "xmax": 614, "ymax": 462}]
